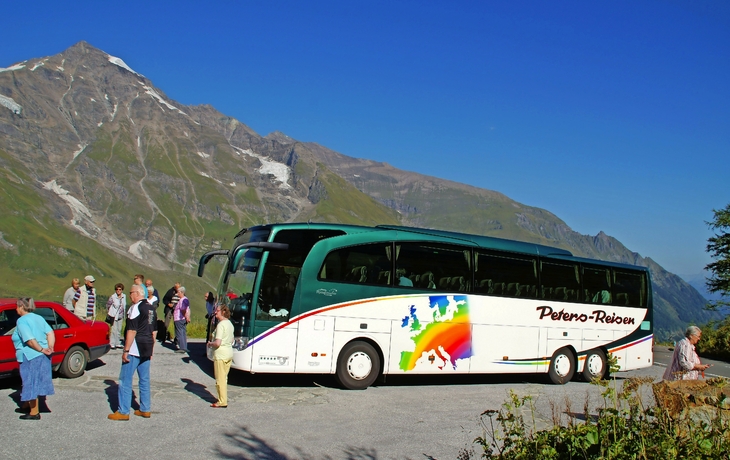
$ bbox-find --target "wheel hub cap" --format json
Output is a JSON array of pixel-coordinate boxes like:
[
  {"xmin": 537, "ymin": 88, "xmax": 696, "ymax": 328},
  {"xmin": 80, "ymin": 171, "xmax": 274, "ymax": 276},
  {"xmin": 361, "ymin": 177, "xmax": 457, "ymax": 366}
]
[{"xmin": 347, "ymin": 351, "xmax": 372, "ymax": 380}]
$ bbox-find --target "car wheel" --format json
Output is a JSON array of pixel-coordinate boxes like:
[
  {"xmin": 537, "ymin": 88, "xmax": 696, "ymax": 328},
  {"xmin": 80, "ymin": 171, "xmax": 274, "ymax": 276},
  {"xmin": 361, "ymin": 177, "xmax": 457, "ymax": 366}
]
[
  {"xmin": 60, "ymin": 345, "xmax": 88, "ymax": 379},
  {"xmin": 582, "ymin": 349, "xmax": 607, "ymax": 382},
  {"xmin": 548, "ymin": 347, "xmax": 575, "ymax": 384},
  {"xmin": 336, "ymin": 341, "xmax": 380, "ymax": 390}
]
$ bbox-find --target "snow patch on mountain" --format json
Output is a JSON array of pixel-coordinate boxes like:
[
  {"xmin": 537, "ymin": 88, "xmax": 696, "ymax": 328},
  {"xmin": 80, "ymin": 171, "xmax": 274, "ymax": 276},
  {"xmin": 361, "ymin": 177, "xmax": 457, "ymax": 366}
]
[
  {"xmin": 42, "ymin": 180, "xmax": 99, "ymax": 237},
  {"xmin": 142, "ymin": 84, "xmax": 187, "ymax": 116},
  {"xmin": 31, "ymin": 59, "xmax": 48, "ymax": 71},
  {"xmin": 231, "ymin": 147, "xmax": 291, "ymax": 188},
  {"xmin": 199, "ymin": 172, "xmax": 218, "ymax": 182},
  {"xmin": 0, "ymin": 94, "xmax": 22, "ymax": 115},
  {"xmin": 0, "ymin": 63, "xmax": 26, "ymax": 73},
  {"xmin": 72, "ymin": 144, "xmax": 87, "ymax": 161},
  {"xmin": 108, "ymin": 55, "xmax": 141, "ymax": 76}
]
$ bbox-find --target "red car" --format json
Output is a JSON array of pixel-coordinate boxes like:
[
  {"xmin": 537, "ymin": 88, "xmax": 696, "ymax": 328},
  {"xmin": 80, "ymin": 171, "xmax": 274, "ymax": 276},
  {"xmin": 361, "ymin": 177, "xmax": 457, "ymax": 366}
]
[{"xmin": 0, "ymin": 299, "xmax": 111, "ymax": 379}]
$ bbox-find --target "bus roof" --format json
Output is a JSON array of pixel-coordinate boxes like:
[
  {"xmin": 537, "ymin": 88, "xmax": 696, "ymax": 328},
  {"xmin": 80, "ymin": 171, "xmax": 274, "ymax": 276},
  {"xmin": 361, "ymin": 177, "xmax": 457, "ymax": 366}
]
[
  {"xmin": 376, "ymin": 224, "xmax": 573, "ymax": 257},
  {"xmin": 240, "ymin": 222, "xmax": 647, "ymax": 272}
]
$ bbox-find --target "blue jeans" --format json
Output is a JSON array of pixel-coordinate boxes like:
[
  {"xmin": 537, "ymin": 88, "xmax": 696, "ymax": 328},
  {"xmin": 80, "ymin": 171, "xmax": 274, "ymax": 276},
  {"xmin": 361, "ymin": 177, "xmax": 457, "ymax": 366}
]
[{"xmin": 117, "ymin": 354, "xmax": 151, "ymax": 415}]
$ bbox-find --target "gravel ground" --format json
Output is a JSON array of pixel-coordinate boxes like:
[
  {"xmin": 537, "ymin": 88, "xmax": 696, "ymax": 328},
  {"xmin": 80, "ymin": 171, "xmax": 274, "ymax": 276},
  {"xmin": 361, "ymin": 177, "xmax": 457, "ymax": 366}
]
[{"xmin": 1, "ymin": 339, "xmax": 666, "ymax": 459}]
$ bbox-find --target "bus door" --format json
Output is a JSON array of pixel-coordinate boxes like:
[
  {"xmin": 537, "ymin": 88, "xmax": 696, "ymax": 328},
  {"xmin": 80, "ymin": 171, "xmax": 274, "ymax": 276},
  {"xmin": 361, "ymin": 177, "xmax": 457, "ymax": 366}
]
[
  {"xmin": 248, "ymin": 228, "xmax": 347, "ymax": 373},
  {"xmin": 248, "ymin": 258, "xmax": 299, "ymax": 373}
]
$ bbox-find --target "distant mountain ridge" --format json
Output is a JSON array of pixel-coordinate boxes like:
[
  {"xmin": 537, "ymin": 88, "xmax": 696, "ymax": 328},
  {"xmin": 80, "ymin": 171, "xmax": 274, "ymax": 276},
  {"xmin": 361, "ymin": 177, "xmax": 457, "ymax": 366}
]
[{"xmin": 0, "ymin": 41, "xmax": 717, "ymax": 338}]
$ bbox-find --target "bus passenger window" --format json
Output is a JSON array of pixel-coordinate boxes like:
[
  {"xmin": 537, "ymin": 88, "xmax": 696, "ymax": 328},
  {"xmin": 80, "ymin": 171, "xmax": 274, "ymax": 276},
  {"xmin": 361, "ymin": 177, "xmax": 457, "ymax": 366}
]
[
  {"xmin": 583, "ymin": 266, "xmax": 611, "ymax": 304},
  {"xmin": 541, "ymin": 261, "xmax": 580, "ymax": 302},
  {"xmin": 318, "ymin": 243, "xmax": 392, "ymax": 286},
  {"xmin": 475, "ymin": 251, "xmax": 537, "ymax": 298},
  {"xmin": 613, "ymin": 270, "xmax": 646, "ymax": 308},
  {"xmin": 395, "ymin": 243, "xmax": 471, "ymax": 291}
]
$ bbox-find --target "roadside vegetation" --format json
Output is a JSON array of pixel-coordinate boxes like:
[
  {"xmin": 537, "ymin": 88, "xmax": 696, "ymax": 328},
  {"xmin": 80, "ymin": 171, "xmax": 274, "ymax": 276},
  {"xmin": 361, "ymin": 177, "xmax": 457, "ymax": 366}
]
[
  {"xmin": 462, "ymin": 358, "xmax": 730, "ymax": 459},
  {"xmin": 696, "ymin": 203, "xmax": 730, "ymax": 360}
]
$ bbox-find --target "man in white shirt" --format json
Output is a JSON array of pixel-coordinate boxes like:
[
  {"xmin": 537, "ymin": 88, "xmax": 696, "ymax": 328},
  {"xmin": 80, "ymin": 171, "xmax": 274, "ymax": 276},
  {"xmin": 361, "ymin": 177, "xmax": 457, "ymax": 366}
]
[{"xmin": 63, "ymin": 278, "xmax": 80, "ymax": 312}]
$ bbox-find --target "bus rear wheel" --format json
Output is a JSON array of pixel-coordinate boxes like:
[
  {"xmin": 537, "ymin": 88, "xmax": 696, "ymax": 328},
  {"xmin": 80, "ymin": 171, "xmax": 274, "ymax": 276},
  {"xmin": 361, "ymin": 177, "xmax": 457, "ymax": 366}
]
[
  {"xmin": 336, "ymin": 341, "xmax": 380, "ymax": 390},
  {"xmin": 548, "ymin": 347, "xmax": 575, "ymax": 384},
  {"xmin": 582, "ymin": 349, "xmax": 607, "ymax": 382}
]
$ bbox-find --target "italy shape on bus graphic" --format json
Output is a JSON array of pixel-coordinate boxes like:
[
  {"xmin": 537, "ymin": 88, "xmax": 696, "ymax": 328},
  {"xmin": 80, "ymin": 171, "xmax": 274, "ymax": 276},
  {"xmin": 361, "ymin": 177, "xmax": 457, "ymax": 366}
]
[{"xmin": 399, "ymin": 295, "xmax": 472, "ymax": 371}]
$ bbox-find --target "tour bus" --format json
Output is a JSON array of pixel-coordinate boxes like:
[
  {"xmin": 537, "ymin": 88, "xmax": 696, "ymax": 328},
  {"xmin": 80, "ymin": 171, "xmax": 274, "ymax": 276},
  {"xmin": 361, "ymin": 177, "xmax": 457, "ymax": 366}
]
[{"xmin": 198, "ymin": 223, "xmax": 653, "ymax": 389}]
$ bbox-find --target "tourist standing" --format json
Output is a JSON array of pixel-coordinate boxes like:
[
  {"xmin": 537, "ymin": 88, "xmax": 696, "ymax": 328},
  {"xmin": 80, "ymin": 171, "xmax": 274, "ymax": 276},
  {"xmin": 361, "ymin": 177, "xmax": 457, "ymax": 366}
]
[
  {"xmin": 106, "ymin": 283, "xmax": 127, "ymax": 349},
  {"xmin": 108, "ymin": 285, "xmax": 156, "ymax": 420},
  {"xmin": 161, "ymin": 282, "xmax": 180, "ymax": 342},
  {"xmin": 207, "ymin": 305, "xmax": 233, "ymax": 408},
  {"xmin": 63, "ymin": 278, "xmax": 80, "ymax": 312},
  {"xmin": 173, "ymin": 286, "xmax": 191, "ymax": 354},
  {"xmin": 73, "ymin": 275, "xmax": 96, "ymax": 320},
  {"xmin": 13, "ymin": 298, "xmax": 55, "ymax": 420}
]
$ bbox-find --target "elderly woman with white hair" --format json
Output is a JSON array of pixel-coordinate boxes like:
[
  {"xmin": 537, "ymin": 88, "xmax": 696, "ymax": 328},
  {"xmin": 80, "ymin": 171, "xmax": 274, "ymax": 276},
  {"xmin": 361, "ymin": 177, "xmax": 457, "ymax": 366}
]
[
  {"xmin": 173, "ymin": 286, "xmax": 191, "ymax": 354},
  {"xmin": 663, "ymin": 325, "xmax": 711, "ymax": 380},
  {"xmin": 12, "ymin": 298, "xmax": 55, "ymax": 420}
]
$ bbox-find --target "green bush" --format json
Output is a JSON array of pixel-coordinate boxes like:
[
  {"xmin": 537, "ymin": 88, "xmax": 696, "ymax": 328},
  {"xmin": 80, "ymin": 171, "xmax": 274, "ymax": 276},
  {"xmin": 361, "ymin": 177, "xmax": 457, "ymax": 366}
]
[
  {"xmin": 696, "ymin": 316, "xmax": 730, "ymax": 361},
  {"xmin": 465, "ymin": 360, "xmax": 730, "ymax": 459}
]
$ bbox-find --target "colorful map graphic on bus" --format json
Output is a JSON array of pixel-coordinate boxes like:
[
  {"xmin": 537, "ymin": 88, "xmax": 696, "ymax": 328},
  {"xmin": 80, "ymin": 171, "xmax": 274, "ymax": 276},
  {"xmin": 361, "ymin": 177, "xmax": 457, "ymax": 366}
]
[{"xmin": 399, "ymin": 295, "xmax": 472, "ymax": 371}]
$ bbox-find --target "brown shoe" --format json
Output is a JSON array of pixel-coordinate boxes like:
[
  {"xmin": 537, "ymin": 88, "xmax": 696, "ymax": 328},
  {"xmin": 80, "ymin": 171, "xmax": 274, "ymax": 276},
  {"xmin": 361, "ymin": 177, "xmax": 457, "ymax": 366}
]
[
  {"xmin": 107, "ymin": 411, "xmax": 130, "ymax": 421},
  {"xmin": 134, "ymin": 409, "xmax": 151, "ymax": 418}
]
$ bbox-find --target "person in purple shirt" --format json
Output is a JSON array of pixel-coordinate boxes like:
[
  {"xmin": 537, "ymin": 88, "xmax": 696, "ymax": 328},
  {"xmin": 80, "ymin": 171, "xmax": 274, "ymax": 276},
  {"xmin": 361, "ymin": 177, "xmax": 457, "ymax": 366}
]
[{"xmin": 173, "ymin": 286, "xmax": 191, "ymax": 354}]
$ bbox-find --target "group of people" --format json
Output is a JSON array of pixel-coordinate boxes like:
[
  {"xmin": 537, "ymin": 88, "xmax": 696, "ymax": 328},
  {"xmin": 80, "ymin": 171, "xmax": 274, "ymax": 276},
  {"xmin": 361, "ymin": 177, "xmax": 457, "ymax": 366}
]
[
  {"xmin": 104, "ymin": 279, "xmax": 233, "ymax": 418},
  {"xmin": 62, "ymin": 275, "xmax": 97, "ymax": 320},
  {"xmin": 13, "ymin": 275, "xmax": 234, "ymax": 420}
]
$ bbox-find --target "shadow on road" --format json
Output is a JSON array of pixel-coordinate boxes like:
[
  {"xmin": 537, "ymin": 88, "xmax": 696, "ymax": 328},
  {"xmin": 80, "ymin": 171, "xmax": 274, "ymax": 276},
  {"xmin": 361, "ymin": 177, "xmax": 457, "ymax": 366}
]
[
  {"xmin": 215, "ymin": 423, "xmax": 381, "ymax": 460},
  {"xmin": 178, "ymin": 342, "xmax": 641, "ymax": 390},
  {"xmin": 224, "ymin": 370, "xmax": 632, "ymax": 390},
  {"xmin": 181, "ymin": 377, "xmax": 216, "ymax": 404},
  {"xmin": 103, "ymin": 379, "xmax": 118, "ymax": 411},
  {"xmin": 181, "ymin": 342, "xmax": 214, "ymax": 378}
]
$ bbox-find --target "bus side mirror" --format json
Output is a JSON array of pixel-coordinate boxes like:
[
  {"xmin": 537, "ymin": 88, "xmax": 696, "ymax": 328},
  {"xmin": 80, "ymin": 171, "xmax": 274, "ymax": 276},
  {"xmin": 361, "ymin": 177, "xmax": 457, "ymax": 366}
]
[{"xmin": 197, "ymin": 250, "xmax": 229, "ymax": 277}]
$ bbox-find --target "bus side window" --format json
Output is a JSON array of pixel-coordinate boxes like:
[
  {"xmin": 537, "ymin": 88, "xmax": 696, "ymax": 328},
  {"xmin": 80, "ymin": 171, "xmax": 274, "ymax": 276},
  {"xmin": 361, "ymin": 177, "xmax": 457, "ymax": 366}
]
[
  {"xmin": 541, "ymin": 261, "xmax": 580, "ymax": 302},
  {"xmin": 395, "ymin": 242, "xmax": 471, "ymax": 291},
  {"xmin": 583, "ymin": 265, "xmax": 611, "ymax": 304},
  {"xmin": 613, "ymin": 270, "xmax": 646, "ymax": 308},
  {"xmin": 318, "ymin": 243, "xmax": 391, "ymax": 286},
  {"xmin": 475, "ymin": 251, "xmax": 537, "ymax": 299}
]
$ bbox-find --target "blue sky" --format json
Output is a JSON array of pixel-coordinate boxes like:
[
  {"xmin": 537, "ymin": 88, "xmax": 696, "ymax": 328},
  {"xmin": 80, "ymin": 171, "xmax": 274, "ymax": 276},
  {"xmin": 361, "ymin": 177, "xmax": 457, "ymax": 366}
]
[{"xmin": 3, "ymin": 1, "xmax": 729, "ymax": 278}]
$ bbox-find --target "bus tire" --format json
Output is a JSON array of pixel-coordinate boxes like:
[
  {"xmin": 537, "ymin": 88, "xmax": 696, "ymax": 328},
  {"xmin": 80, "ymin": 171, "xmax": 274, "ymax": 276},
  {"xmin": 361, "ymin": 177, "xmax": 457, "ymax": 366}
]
[
  {"xmin": 548, "ymin": 347, "xmax": 575, "ymax": 385},
  {"xmin": 582, "ymin": 349, "xmax": 607, "ymax": 382},
  {"xmin": 336, "ymin": 341, "xmax": 380, "ymax": 390}
]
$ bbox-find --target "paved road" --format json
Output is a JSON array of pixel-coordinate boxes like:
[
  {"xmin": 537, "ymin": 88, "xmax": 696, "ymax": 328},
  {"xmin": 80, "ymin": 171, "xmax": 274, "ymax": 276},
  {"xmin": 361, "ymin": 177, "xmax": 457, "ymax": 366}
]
[{"xmin": 0, "ymin": 342, "xmax": 716, "ymax": 460}]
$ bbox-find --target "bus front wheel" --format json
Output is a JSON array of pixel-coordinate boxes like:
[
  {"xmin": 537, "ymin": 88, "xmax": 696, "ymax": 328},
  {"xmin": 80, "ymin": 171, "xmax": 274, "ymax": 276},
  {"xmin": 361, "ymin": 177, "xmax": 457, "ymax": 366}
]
[
  {"xmin": 548, "ymin": 347, "xmax": 575, "ymax": 384},
  {"xmin": 336, "ymin": 341, "xmax": 380, "ymax": 390}
]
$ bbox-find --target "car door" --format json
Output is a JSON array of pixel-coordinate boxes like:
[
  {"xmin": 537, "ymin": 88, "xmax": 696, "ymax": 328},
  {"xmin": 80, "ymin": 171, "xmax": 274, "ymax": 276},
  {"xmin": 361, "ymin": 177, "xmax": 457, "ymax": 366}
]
[
  {"xmin": 34, "ymin": 305, "xmax": 73, "ymax": 367},
  {"xmin": 0, "ymin": 304, "xmax": 20, "ymax": 375}
]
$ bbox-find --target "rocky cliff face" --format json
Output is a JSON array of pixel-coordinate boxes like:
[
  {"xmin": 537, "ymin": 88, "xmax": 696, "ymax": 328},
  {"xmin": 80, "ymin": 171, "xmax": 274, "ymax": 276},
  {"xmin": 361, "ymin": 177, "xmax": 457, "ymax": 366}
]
[{"xmin": 0, "ymin": 42, "xmax": 715, "ymax": 338}]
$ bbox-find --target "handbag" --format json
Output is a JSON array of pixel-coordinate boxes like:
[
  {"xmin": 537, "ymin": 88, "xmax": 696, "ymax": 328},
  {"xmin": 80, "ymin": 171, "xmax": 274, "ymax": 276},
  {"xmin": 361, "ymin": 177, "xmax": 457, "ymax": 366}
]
[{"xmin": 105, "ymin": 314, "xmax": 115, "ymax": 326}]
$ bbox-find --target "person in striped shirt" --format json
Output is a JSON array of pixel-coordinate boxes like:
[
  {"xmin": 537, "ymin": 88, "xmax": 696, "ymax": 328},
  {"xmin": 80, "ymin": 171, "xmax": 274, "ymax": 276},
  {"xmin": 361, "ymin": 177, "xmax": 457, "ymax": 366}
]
[{"xmin": 73, "ymin": 275, "xmax": 96, "ymax": 320}]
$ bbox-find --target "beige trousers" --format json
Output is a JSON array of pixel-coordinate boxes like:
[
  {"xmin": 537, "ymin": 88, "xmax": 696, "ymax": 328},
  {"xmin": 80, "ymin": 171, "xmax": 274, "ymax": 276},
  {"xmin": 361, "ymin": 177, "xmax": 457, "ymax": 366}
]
[{"xmin": 214, "ymin": 358, "xmax": 232, "ymax": 406}]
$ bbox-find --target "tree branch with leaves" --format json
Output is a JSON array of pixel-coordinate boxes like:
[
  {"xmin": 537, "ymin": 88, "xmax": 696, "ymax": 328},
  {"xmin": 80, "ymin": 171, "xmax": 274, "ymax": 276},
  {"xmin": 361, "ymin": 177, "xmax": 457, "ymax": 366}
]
[{"xmin": 705, "ymin": 203, "xmax": 730, "ymax": 311}]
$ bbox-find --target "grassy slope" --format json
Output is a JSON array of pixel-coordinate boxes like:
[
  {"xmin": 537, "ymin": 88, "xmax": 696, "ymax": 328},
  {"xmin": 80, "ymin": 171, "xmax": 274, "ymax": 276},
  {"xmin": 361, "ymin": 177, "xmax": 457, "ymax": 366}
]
[{"xmin": 0, "ymin": 147, "xmax": 220, "ymax": 318}]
